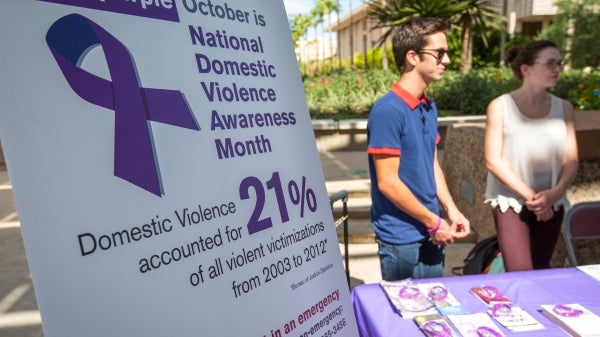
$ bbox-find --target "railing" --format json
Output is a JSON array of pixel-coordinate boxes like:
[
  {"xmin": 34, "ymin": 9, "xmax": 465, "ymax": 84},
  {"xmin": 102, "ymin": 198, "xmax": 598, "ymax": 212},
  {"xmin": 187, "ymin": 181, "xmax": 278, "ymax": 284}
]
[
  {"xmin": 329, "ymin": 189, "xmax": 350, "ymax": 287},
  {"xmin": 313, "ymin": 116, "xmax": 488, "ymax": 152}
]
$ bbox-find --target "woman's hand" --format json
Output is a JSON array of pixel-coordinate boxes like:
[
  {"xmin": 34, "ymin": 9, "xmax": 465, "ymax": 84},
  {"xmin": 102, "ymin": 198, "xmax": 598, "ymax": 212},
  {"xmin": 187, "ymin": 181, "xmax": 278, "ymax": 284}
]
[
  {"xmin": 534, "ymin": 207, "xmax": 554, "ymax": 222},
  {"xmin": 526, "ymin": 189, "xmax": 559, "ymax": 221}
]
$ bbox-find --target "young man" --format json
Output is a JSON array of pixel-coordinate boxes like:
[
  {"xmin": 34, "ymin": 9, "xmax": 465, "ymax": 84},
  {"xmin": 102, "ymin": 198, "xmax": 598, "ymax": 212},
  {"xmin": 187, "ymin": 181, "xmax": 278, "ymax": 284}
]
[{"xmin": 367, "ymin": 17, "xmax": 470, "ymax": 281}]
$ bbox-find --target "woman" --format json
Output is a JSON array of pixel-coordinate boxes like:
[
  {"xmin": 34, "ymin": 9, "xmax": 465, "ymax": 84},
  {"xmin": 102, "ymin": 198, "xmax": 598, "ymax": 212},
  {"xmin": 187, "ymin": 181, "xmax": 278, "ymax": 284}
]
[{"xmin": 484, "ymin": 40, "xmax": 579, "ymax": 271}]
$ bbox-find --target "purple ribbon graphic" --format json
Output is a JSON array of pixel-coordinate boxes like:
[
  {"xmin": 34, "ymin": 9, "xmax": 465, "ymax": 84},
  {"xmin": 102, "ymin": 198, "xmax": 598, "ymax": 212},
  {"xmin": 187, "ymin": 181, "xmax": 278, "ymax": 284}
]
[
  {"xmin": 38, "ymin": 0, "xmax": 180, "ymax": 22},
  {"xmin": 46, "ymin": 14, "xmax": 199, "ymax": 196}
]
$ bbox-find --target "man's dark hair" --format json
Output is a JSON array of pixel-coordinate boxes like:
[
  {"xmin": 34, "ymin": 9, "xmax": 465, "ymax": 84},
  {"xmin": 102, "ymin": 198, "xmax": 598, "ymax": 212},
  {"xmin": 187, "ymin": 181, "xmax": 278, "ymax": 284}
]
[{"xmin": 391, "ymin": 17, "xmax": 450, "ymax": 72}]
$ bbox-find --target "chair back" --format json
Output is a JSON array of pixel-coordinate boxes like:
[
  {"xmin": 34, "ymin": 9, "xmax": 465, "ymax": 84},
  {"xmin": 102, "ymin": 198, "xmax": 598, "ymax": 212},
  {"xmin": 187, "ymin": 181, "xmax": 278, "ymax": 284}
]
[{"xmin": 563, "ymin": 201, "xmax": 600, "ymax": 266}]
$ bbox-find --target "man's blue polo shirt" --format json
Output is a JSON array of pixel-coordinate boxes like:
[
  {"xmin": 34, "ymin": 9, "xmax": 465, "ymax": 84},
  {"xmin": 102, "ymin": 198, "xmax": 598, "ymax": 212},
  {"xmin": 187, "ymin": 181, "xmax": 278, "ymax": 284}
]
[{"xmin": 367, "ymin": 83, "xmax": 440, "ymax": 245}]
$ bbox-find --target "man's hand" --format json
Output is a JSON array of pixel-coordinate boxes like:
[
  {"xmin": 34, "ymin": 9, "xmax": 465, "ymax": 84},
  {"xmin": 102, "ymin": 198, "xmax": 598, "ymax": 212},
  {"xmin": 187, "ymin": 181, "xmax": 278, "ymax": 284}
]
[
  {"xmin": 446, "ymin": 209, "xmax": 471, "ymax": 239},
  {"xmin": 430, "ymin": 218, "xmax": 454, "ymax": 246}
]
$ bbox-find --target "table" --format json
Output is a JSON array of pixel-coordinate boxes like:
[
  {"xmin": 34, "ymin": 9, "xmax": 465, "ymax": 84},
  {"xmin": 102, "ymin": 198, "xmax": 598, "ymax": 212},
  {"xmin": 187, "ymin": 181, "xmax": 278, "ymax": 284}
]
[{"xmin": 351, "ymin": 268, "xmax": 600, "ymax": 336}]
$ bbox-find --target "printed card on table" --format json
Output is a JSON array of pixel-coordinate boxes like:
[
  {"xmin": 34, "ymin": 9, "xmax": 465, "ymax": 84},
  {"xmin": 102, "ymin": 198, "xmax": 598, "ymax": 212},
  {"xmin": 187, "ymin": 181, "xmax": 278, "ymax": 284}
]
[
  {"xmin": 577, "ymin": 264, "xmax": 600, "ymax": 282},
  {"xmin": 470, "ymin": 285, "xmax": 511, "ymax": 307},
  {"xmin": 417, "ymin": 282, "xmax": 469, "ymax": 316},
  {"xmin": 541, "ymin": 304, "xmax": 600, "ymax": 337},
  {"xmin": 488, "ymin": 305, "xmax": 544, "ymax": 332},
  {"xmin": 447, "ymin": 312, "xmax": 505, "ymax": 337},
  {"xmin": 414, "ymin": 314, "xmax": 461, "ymax": 337},
  {"xmin": 380, "ymin": 280, "xmax": 437, "ymax": 319}
]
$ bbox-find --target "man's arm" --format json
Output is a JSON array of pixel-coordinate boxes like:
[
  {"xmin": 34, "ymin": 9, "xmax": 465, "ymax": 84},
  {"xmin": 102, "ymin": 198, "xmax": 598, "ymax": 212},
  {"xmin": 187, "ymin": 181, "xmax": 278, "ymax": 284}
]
[
  {"xmin": 433, "ymin": 148, "xmax": 471, "ymax": 238},
  {"xmin": 373, "ymin": 153, "xmax": 455, "ymax": 245}
]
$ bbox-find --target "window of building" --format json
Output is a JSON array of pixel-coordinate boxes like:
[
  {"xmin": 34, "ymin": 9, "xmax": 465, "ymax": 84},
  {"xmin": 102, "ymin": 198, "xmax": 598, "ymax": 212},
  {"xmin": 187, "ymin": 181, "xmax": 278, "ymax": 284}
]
[{"xmin": 522, "ymin": 21, "xmax": 543, "ymax": 36}]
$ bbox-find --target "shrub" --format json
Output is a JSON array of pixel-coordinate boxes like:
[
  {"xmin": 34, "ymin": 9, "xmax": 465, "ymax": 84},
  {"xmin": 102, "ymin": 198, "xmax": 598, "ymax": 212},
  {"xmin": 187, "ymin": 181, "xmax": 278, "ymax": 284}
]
[
  {"xmin": 555, "ymin": 71, "xmax": 600, "ymax": 110},
  {"xmin": 429, "ymin": 68, "xmax": 519, "ymax": 115},
  {"xmin": 304, "ymin": 69, "xmax": 396, "ymax": 119},
  {"xmin": 304, "ymin": 68, "xmax": 600, "ymax": 119}
]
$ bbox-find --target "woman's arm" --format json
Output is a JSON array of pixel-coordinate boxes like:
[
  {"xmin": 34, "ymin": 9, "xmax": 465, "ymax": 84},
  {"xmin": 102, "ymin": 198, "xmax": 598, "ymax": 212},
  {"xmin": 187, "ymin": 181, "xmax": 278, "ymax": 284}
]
[{"xmin": 484, "ymin": 97, "xmax": 537, "ymax": 201}]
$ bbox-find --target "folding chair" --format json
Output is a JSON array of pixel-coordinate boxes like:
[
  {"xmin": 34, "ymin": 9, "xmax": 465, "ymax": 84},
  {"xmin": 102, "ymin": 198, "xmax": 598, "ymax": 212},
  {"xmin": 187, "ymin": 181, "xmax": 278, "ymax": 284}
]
[
  {"xmin": 562, "ymin": 201, "xmax": 600, "ymax": 266},
  {"xmin": 329, "ymin": 190, "xmax": 350, "ymax": 287}
]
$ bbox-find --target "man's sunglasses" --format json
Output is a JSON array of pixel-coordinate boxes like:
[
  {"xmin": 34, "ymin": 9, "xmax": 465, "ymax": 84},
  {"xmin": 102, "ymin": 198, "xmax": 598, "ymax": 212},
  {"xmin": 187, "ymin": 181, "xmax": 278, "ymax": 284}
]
[{"xmin": 417, "ymin": 48, "xmax": 450, "ymax": 61}]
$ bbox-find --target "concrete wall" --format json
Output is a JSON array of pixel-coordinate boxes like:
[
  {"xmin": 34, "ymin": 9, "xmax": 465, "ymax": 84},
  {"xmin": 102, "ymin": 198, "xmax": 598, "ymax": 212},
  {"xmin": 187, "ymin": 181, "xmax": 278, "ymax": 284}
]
[
  {"xmin": 313, "ymin": 119, "xmax": 368, "ymax": 152},
  {"xmin": 440, "ymin": 123, "xmax": 493, "ymax": 239}
]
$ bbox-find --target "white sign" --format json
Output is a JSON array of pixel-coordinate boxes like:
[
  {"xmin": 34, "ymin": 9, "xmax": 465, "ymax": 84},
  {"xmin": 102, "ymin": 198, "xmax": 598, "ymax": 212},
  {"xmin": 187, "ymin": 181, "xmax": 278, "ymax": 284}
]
[{"xmin": 0, "ymin": 1, "xmax": 358, "ymax": 336}]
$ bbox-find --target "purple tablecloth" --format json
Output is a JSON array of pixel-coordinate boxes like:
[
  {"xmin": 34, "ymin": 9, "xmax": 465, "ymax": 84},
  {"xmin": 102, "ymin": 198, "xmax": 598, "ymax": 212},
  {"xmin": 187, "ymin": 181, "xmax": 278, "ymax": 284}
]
[{"xmin": 351, "ymin": 268, "xmax": 600, "ymax": 336}]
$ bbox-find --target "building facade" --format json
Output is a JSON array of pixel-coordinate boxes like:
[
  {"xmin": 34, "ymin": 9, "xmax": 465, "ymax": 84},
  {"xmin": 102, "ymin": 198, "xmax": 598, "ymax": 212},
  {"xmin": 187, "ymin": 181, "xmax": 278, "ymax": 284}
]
[{"xmin": 324, "ymin": 0, "xmax": 558, "ymax": 61}]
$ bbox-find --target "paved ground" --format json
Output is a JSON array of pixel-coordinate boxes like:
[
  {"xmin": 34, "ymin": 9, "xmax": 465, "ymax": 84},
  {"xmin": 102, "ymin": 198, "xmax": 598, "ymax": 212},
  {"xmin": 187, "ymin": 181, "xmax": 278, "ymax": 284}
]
[
  {"xmin": 0, "ymin": 150, "xmax": 474, "ymax": 336},
  {"xmin": 0, "ymin": 169, "xmax": 43, "ymax": 337}
]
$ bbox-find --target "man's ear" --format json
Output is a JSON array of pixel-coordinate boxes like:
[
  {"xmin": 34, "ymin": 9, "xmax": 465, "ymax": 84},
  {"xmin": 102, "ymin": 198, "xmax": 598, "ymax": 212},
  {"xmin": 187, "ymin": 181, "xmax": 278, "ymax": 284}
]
[{"xmin": 406, "ymin": 50, "xmax": 419, "ymax": 68}]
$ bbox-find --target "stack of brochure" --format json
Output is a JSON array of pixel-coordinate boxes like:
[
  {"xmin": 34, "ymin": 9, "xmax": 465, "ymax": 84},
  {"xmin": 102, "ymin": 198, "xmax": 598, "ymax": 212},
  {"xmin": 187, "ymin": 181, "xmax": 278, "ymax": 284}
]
[
  {"xmin": 470, "ymin": 284, "xmax": 511, "ymax": 306},
  {"xmin": 379, "ymin": 279, "xmax": 437, "ymax": 319},
  {"xmin": 470, "ymin": 284, "xmax": 544, "ymax": 332},
  {"xmin": 414, "ymin": 314, "xmax": 461, "ymax": 337},
  {"xmin": 446, "ymin": 312, "xmax": 505, "ymax": 337},
  {"xmin": 541, "ymin": 303, "xmax": 600, "ymax": 337},
  {"xmin": 488, "ymin": 305, "xmax": 544, "ymax": 332},
  {"xmin": 577, "ymin": 264, "xmax": 600, "ymax": 282}
]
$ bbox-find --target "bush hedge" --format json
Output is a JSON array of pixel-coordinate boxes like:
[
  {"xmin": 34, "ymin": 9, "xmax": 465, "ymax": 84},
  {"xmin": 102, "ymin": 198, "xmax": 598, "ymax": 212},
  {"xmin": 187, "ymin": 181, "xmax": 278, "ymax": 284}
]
[{"xmin": 303, "ymin": 68, "xmax": 600, "ymax": 119}]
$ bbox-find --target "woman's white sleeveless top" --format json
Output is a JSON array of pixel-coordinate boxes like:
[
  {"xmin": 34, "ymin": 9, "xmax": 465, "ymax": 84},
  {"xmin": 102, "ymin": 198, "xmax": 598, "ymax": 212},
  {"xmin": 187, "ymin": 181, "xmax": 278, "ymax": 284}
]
[{"xmin": 484, "ymin": 93, "xmax": 568, "ymax": 213}]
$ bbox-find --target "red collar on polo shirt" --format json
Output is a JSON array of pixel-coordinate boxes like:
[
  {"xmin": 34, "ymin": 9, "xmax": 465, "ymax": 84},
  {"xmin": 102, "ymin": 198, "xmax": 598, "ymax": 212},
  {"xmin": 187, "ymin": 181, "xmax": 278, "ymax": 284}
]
[{"xmin": 390, "ymin": 82, "xmax": 428, "ymax": 109}]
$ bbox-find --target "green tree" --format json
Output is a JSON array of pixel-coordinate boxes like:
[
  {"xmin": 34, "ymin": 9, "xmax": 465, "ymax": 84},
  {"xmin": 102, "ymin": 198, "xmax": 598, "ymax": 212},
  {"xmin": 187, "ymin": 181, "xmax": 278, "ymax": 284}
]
[
  {"xmin": 317, "ymin": 0, "xmax": 340, "ymax": 60},
  {"xmin": 538, "ymin": 0, "xmax": 600, "ymax": 69},
  {"xmin": 454, "ymin": 0, "xmax": 505, "ymax": 73},
  {"xmin": 365, "ymin": 0, "xmax": 505, "ymax": 73},
  {"xmin": 348, "ymin": 0, "xmax": 355, "ymax": 67},
  {"xmin": 334, "ymin": 0, "xmax": 343, "ymax": 69},
  {"xmin": 311, "ymin": 6, "xmax": 324, "ymax": 73},
  {"xmin": 290, "ymin": 13, "xmax": 315, "ymax": 75},
  {"xmin": 290, "ymin": 13, "xmax": 313, "ymax": 48},
  {"xmin": 366, "ymin": 0, "xmax": 463, "ymax": 43}
]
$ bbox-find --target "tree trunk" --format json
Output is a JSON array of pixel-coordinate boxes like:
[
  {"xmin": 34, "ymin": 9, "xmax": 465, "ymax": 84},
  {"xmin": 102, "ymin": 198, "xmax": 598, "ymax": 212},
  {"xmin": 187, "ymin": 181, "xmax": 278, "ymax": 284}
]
[
  {"xmin": 314, "ymin": 25, "xmax": 319, "ymax": 75},
  {"xmin": 460, "ymin": 16, "xmax": 473, "ymax": 74},
  {"xmin": 328, "ymin": 13, "xmax": 334, "ymax": 69},
  {"xmin": 321, "ymin": 15, "xmax": 326, "ymax": 72},
  {"xmin": 349, "ymin": 0, "xmax": 354, "ymax": 68},
  {"xmin": 336, "ymin": 4, "xmax": 341, "ymax": 71}
]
